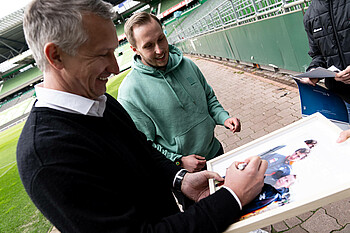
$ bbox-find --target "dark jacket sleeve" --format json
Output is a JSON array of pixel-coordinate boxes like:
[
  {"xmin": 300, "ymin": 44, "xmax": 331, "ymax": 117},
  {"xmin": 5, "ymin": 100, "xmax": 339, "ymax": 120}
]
[
  {"xmin": 303, "ymin": 13, "xmax": 327, "ymax": 71},
  {"xmin": 30, "ymin": 164, "xmax": 241, "ymax": 233},
  {"xmin": 147, "ymin": 140, "xmax": 181, "ymax": 186}
]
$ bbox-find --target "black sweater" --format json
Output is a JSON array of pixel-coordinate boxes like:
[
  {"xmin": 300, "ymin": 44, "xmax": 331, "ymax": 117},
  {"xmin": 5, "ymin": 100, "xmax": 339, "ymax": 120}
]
[{"xmin": 17, "ymin": 94, "xmax": 240, "ymax": 233}]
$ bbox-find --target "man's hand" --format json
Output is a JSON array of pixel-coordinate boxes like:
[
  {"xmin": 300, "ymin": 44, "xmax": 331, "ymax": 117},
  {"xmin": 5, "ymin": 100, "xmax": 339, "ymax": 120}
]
[
  {"xmin": 300, "ymin": 77, "xmax": 319, "ymax": 86},
  {"xmin": 181, "ymin": 155, "xmax": 206, "ymax": 172},
  {"xmin": 337, "ymin": 129, "xmax": 350, "ymax": 143},
  {"xmin": 181, "ymin": 171, "xmax": 224, "ymax": 202},
  {"xmin": 224, "ymin": 117, "xmax": 241, "ymax": 133},
  {"xmin": 335, "ymin": 66, "xmax": 350, "ymax": 84},
  {"xmin": 224, "ymin": 156, "xmax": 267, "ymax": 207},
  {"xmin": 299, "ymin": 68, "xmax": 319, "ymax": 86}
]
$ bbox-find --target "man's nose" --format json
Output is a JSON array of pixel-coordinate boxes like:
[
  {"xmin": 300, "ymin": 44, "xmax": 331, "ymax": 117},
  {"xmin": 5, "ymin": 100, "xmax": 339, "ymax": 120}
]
[
  {"xmin": 155, "ymin": 44, "xmax": 163, "ymax": 54},
  {"xmin": 108, "ymin": 53, "xmax": 120, "ymax": 75}
]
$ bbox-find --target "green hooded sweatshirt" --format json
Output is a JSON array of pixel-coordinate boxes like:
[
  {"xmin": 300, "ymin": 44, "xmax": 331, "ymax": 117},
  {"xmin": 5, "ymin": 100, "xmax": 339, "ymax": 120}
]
[{"xmin": 117, "ymin": 45, "xmax": 230, "ymax": 161}]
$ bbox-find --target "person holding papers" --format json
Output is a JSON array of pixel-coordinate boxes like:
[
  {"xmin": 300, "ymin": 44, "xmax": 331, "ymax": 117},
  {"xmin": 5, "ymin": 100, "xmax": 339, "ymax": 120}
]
[{"xmin": 302, "ymin": 0, "xmax": 350, "ymax": 106}]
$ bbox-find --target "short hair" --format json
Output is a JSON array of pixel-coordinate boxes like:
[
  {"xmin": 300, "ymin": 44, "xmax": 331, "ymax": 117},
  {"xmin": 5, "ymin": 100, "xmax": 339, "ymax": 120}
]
[
  {"xmin": 124, "ymin": 12, "xmax": 162, "ymax": 47},
  {"xmin": 23, "ymin": 0, "xmax": 116, "ymax": 71},
  {"xmin": 304, "ymin": 139, "xmax": 317, "ymax": 145},
  {"xmin": 295, "ymin": 148, "xmax": 310, "ymax": 154}
]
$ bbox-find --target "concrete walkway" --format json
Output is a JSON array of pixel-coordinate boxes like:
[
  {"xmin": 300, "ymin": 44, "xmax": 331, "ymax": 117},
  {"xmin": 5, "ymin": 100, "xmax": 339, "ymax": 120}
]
[
  {"xmin": 192, "ymin": 55, "xmax": 350, "ymax": 233},
  {"xmin": 50, "ymin": 55, "xmax": 350, "ymax": 233}
]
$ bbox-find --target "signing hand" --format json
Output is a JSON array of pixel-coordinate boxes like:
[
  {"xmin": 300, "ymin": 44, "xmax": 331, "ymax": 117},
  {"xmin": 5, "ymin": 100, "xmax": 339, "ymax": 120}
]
[
  {"xmin": 224, "ymin": 117, "xmax": 241, "ymax": 133},
  {"xmin": 181, "ymin": 154, "xmax": 206, "ymax": 172},
  {"xmin": 224, "ymin": 156, "xmax": 267, "ymax": 207}
]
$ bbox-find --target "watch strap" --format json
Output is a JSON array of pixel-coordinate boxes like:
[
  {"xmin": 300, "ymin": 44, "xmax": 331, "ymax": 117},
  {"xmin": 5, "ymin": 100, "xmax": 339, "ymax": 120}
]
[{"xmin": 173, "ymin": 169, "xmax": 188, "ymax": 192}]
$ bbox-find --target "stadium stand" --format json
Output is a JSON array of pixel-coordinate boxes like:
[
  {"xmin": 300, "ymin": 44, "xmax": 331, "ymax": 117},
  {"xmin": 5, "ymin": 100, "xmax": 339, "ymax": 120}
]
[
  {"xmin": 116, "ymin": 43, "xmax": 134, "ymax": 71},
  {"xmin": 179, "ymin": 0, "xmax": 223, "ymax": 29},
  {"xmin": 167, "ymin": 0, "xmax": 311, "ymax": 44},
  {"xmin": 0, "ymin": 96, "xmax": 35, "ymax": 131},
  {"xmin": 0, "ymin": 66, "xmax": 42, "ymax": 100},
  {"xmin": 116, "ymin": 21, "xmax": 126, "ymax": 38},
  {"xmin": 160, "ymin": 0, "xmax": 184, "ymax": 12},
  {"xmin": 0, "ymin": 89, "xmax": 35, "ymax": 112},
  {"xmin": 115, "ymin": 0, "xmax": 193, "ymax": 39},
  {"xmin": 163, "ymin": 2, "xmax": 202, "ymax": 37}
]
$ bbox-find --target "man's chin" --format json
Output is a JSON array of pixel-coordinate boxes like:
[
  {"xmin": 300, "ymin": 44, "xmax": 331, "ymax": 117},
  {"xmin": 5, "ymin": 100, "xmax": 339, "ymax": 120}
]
[
  {"xmin": 146, "ymin": 60, "xmax": 167, "ymax": 69},
  {"xmin": 155, "ymin": 64, "xmax": 167, "ymax": 70},
  {"xmin": 155, "ymin": 58, "xmax": 168, "ymax": 69}
]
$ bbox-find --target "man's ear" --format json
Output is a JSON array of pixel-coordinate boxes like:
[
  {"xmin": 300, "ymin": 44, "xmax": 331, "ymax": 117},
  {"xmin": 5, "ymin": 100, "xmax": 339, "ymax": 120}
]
[
  {"xmin": 130, "ymin": 45, "xmax": 140, "ymax": 55},
  {"xmin": 44, "ymin": 43, "xmax": 64, "ymax": 70}
]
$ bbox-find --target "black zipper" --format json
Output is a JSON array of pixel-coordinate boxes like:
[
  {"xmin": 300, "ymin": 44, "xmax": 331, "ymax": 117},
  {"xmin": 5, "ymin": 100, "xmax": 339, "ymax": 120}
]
[{"xmin": 329, "ymin": 0, "xmax": 346, "ymax": 69}]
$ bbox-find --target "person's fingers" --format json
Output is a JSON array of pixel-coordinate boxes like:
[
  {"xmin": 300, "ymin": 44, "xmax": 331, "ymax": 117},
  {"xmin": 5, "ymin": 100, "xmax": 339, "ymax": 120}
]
[
  {"xmin": 228, "ymin": 121, "xmax": 235, "ymax": 131},
  {"xmin": 300, "ymin": 78, "xmax": 314, "ymax": 86},
  {"xmin": 195, "ymin": 155, "xmax": 206, "ymax": 160},
  {"xmin": 337, "ymin": 130, "xmax": 350, "ymax": 143},
  {"xmin": 309, "ymin": 80, "xmax": 316, "ymax": 86},
  {"xmin": 258, "ymin": 159, "xmax": 268, "ymax": 175},
  {"xmin": 335, "ymin": 73, "xmax": 348, "ymax": 80},
  {"xmin": 203, "ymin": 171, "xmax": 224, "ymax": 181},
  {"xmin": 234, "ymin": 161, "xmax": 247, "ymax": 170},
  {"xmin": 335, "ymin": 74, "xmax": 350, "ymax": 83},
  {"xmin": 232, "ymin": 118, "xmax": 241, "ymax": 132},
  {"xmin": 244, "ymin": 156, "xmax": 260, "ymax": 169},
  {"xmin": 335, "ymin": 67, "xmax": 350, "ymax": 78}
]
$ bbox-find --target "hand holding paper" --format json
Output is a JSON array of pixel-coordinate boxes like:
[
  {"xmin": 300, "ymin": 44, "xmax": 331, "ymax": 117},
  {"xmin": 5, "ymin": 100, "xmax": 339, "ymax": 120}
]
[
  {"xmin": 335, "ymin": 65, "xmax": 350, "ymax": 84},
  {"xmin": 295, "ymin": 67, "xmax": 337, "ymax": 79},
  {"xmin": 296, "ymin": 66, "xmax": 340, "ymax": 86},
  {"xmin": 300, "ymin": 77, "xmax": 319, "ymax": 86}
]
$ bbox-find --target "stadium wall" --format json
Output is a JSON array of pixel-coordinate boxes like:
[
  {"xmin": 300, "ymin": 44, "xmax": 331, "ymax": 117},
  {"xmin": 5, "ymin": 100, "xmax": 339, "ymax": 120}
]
[{"xmin": 175, "ymin": 10, "xmax": 311, "ymax": 73}]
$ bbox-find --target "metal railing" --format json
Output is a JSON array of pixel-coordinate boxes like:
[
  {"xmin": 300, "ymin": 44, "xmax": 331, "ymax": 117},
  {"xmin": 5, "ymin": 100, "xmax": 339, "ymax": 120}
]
[{"xmin": 168, "ymin": 0, "xmax": 311, "ymax": 44}]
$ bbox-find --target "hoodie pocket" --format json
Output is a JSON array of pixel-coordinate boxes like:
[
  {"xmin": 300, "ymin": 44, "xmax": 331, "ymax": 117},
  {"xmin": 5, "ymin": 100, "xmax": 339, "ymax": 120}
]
[{"xmin": 174, "ymin": 115, "xmax": 216, "ymax": 157}]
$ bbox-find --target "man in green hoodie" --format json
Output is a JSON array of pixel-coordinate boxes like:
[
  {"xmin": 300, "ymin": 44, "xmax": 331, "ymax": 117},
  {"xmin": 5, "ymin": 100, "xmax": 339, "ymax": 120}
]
[{"xmin": 118, "ymin": 12, "xmax": 241, "ymax": 173}]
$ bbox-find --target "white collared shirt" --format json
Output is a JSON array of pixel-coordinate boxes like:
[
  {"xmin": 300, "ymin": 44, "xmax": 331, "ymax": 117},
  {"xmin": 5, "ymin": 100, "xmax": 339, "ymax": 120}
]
[{"xmin": 34, "ymin": 84, "xmax": 107, "ymax": 117}]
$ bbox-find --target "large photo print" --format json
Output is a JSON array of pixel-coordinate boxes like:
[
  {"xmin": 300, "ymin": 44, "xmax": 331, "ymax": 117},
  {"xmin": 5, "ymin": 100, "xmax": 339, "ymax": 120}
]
[{"xmin": 207, "ymin": 113, "xmax": 350, "ymax": 232}]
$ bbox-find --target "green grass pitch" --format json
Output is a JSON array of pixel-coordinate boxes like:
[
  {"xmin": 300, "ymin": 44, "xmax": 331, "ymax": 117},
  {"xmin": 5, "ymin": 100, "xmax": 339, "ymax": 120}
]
[{"xmin": 0, "ymin": 122, "xmax": 52, "ymax": 232}]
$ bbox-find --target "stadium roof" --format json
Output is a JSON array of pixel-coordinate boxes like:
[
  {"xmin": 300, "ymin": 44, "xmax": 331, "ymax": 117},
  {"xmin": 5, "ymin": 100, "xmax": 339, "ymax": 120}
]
[
  {"xmin": 0, "ymin": 8, "xmax": 28, "ymax": 65},
  {"xmin": 0, "ymin": 0, "xmax": 134, "ymax": 66}
]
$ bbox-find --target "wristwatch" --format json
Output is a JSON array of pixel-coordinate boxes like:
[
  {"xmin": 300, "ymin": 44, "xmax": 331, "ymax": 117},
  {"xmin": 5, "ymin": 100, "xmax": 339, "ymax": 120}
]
[
  {"xmin": 174, "ymin": 158, "xmax": 182, "ymax": 166},
  {"xmin": 173, "ymin": 169, "xmax": 188, "ymax": 192}
]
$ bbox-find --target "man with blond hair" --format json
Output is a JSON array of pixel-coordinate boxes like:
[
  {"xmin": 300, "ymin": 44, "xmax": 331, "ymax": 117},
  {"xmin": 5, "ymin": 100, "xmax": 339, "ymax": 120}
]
[{"xmin": 118, "ymin": 12, "xmax": 241, "ymax": 173}]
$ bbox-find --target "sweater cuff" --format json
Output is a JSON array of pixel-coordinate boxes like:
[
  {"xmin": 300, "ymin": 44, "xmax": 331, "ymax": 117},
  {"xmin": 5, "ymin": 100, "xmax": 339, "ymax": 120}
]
[
  {"xmin": 222, "ymin": 186, "xmax": 242, "ymax": 210},
  {"xmin": 217, "ymin": 111, "xmax": 230, "ymax": 125},
  {"xmin": 199, "ymin": 187, "xmax": 242, "ymax": 227},
  {"xmin": 152, "ymin": 142, "xmax": 183, "ymax": 162}
]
